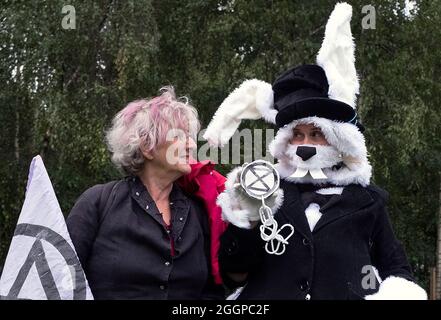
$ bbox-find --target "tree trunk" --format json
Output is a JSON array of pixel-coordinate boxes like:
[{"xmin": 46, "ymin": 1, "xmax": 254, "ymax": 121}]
[
  {"xmin": 436, "ymin": 175, "xmax": 441, "ymax": 299},
  {"xmin": 14, "ymin": 109, "xmax": 19, "ymax": 163}
]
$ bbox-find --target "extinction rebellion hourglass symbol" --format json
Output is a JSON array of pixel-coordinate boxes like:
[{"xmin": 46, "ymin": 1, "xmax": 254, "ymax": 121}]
[{"xmin": 240, "ymin": 160, "xmax": 294, "ymax": 255}]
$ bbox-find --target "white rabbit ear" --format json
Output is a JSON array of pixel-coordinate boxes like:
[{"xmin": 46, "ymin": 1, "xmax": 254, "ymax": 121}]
[
  {"xmin": 317, "ymin": 2, "xmax": 359, "ymax": 108},
  {"xmin": 203, "ymin": 79, "xmax": 276, "ymax": 147}
]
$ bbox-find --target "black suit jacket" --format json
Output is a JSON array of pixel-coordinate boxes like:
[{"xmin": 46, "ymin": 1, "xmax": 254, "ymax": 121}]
[
  {"xmin": 67, "ymin": 176, "xmax": 224, "ymax": 299},
  {"xmin": 219, "ymin": 179, "xmax": 414, "ymax": 300}
]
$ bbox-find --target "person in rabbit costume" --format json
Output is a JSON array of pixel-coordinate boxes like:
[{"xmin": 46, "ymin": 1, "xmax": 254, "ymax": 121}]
[{"xmin": 202, "ymin": 3, "xmax": 427, "ymax": 300}]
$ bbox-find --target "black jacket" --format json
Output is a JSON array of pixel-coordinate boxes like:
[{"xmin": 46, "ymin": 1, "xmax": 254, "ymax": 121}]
[
  {"xmin": 67, "ymin": 176, "xmax": 224, "ymax": 300},
  {"xmin": 219, "ymin": 180, "xmax": 414, "ymax": 300}
]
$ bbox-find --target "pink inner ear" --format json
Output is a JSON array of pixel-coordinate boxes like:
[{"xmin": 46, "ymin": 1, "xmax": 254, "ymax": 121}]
[{"xmin": 121, "ymin": 100, "xmax": 146, "ymax": 124}]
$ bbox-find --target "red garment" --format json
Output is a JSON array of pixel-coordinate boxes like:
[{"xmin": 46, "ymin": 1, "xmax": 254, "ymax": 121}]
[{"xmin": 177, "ymin": 160, "xmax": 228, "ymax": 285}]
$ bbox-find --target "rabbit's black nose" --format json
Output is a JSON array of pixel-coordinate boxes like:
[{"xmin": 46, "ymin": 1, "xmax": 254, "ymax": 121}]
[{"xmin": 296, "ymin": 146, "xmax": 316, "ymax": 161}]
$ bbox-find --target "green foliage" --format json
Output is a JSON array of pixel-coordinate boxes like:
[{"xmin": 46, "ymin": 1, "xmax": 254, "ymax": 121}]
[{"xmin": 0, "ymin": 0, "xmax": 439, "ymax": 291}]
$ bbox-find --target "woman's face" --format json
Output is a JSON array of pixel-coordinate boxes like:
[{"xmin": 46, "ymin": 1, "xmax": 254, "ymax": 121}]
[
  {"xmin": 151, "ymin": 133, "xmax": 197, "ymax": 176},
  {"xmin": 289, "ymin": 124, "xmax": 329, "ymax": 146}
]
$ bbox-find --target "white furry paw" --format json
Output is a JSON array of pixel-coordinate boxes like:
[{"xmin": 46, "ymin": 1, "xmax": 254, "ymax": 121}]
[
  {"xmin": 217, "ymin": 166, "xmax": 285, "ymax": 229},
  {"xmin": 217, "ymin": 192, "xmax": 255, "ymax": 229},
  {"xmin": 364, "ymin": 276, "xmax": 427, "ymax": 300}
]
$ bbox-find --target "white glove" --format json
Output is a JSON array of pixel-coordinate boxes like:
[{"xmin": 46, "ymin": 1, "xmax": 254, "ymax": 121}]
[
  {"xmin": 217, "ymin": 166, "xmax": 284, "ymax": 229},
  {"xmin": 364, "ymin": 276, "xmax": 427, "ymax": 300}
]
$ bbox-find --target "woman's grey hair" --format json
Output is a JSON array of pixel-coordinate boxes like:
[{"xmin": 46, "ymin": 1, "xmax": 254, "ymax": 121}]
[{"xmin": 106, "ymin": 86, "xmax": 200, "ymax": 175}]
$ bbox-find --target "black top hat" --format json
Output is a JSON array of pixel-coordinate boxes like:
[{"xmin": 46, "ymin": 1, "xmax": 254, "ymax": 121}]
[{"xmin": 273, "ymin": 64, "xmax": 364, "ymax": 132}]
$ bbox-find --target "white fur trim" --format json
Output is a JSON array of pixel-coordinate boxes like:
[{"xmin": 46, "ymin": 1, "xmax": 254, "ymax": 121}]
[
  {"xmin": 276, "ymin": 158, "xmax": 371, "ymax": 187},
  {"xmin": 284, "ymin": 144, "xmax": 342, "ymax": 171},
  {"xmin": 203, "ymin": 79, "xmax": 274, "ymax": 147},
  {"xmin": 217, "ymin": 192, "xmax": 254, "ymax": 229},
  {"xmin": 269, "ymin": 117, "xmax": 371, "ymax": 186},
  {"xmin": 224, "ymin": 166, "xmax": 243, "ymax": 191},
  {"xmin": 255, "ymin": 86, "xmax": 276, "ymax": 124},
  {"xmin": 217, "ymin": 166, "xmax": 262, "ymax": 229},
  {"xmin": 364, "ymin": 276, "xmax": 427, "ymax": 300},
  {"xmin": 317, "ymin": 2, "xmax": 359, "ymax": 108},
  {"xmin": 272, "ymin": 118, "xmax": 362, "ymax": 158},
  {"xmin": 316, "ymin": 187, "xmax": 344, "ymax": 195},
  {"xmin": 268, "ymin": 188, "xmax": 284, "ymax": 213}
]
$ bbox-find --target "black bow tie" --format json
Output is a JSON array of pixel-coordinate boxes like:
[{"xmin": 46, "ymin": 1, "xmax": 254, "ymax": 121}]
[
  {"xmin": 296, "ymin": 183, "xmax": 337, "ymax": 192},
  {"xmin": 300, "ymin": 191, "xmax": 334, "ymax": 208}
]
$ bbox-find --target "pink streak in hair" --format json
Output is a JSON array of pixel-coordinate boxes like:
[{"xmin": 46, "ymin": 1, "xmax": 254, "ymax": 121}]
[
  {"xmin": 121, "ymin": 100, "xmax": 146, "ymax": 125},
  {"xmin": 149, "ymin": 96, "xmax": 167, "ymax": 121}
]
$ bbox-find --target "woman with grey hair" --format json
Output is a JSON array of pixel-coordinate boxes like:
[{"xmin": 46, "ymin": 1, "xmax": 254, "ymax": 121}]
[{"xmin": 66, "ymin": 86, "xmax": 225, "ymax": 299}]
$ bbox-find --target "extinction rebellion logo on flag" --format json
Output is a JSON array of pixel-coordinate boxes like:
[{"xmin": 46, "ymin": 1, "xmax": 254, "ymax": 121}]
[
  {"xmin": 0, "ymin": 155, "xmax": 93, "ymax": 300},
  {"xmin": 3, "ymin": 224, "xmax": 87, "ymax": 299}
]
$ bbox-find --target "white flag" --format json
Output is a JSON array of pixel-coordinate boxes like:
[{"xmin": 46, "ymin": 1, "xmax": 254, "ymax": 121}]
[{"xmin": 0, "ymin": 155, "xmax": 93, "ymax": 300}]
